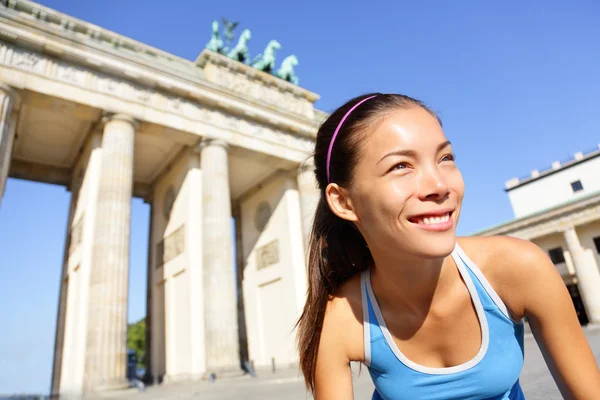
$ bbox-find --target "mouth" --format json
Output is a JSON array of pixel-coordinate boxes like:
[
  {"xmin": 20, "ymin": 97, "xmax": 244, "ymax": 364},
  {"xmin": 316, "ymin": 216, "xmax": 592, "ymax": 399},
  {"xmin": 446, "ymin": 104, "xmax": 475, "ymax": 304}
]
[{"xmin": 407, "ymin": 209, "xmax": 455, "ymax": 232}]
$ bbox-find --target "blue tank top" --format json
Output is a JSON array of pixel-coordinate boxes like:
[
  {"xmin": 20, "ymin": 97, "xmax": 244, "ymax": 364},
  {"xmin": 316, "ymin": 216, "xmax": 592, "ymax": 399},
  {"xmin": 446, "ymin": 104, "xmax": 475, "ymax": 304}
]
[{"xmin": 360, "ymin": 243, "xmax": 526, "ymax": 400}]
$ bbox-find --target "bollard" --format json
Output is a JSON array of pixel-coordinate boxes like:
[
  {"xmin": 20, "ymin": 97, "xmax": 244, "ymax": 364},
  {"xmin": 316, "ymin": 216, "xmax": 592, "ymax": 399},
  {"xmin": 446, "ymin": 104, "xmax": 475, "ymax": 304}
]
[{"xmin": 271, "ymin": 357, "xmax": 276, "ymax": 374}]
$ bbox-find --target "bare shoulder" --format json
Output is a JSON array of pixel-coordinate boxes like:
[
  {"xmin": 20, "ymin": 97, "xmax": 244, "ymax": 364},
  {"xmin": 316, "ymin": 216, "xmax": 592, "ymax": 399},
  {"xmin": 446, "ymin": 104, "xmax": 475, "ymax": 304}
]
[
  {"xmin": 457, "ymin": 236, "xmax": 600, "ymax": 397},
  {"xmin": 321, "ymin": 272, "xmax": 365, "ymax": 362},
  {"xmin": 456, "ymin": 235, "xmax": 556, "ymax": 320},
  {"xmin": 314, "ymin": 273, "xmax": 365, "ymax": 398},
  {"xmin": 457, "ymin": 235, "xmax": 549, "ymax": 271}
]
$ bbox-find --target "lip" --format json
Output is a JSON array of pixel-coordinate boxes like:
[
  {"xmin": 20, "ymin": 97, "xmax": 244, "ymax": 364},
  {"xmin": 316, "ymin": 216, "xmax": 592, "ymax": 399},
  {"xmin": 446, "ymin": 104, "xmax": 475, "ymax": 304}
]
[
  {"xmin": 408, "ymin": 208, "xmax": 456, "ymax": 220},
  {"xmin": 407, "ymin": 208, "xmax": 455, "ymax": 232}
]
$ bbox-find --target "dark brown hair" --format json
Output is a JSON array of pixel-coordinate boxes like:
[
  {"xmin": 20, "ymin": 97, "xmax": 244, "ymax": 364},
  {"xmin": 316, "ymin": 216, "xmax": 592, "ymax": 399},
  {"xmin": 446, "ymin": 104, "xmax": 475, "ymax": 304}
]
[{"xmin": 296, "ymin": 93, "xmax": 441, "ymax": 393}]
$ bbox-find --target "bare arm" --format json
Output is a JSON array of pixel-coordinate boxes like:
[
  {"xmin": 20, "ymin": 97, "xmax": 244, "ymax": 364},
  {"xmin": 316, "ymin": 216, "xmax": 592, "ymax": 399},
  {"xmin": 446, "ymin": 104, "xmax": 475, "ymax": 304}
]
[
  {"xmin": 314, "ymin": 296, "xmax": 358, "ymax": 400},
  {"xmin": 499, "ymin": 237, "xmax": 600, "ymax": 399}
]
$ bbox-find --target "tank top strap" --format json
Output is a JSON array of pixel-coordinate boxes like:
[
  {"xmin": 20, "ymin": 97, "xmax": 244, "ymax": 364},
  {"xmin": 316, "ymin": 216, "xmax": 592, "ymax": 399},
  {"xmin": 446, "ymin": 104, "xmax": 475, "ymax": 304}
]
[
  {"xmin": 360, "ymin": 269, "xmax": 384, "ymax": 367},
  {"xmin": 451, "ymin": 243, "xmax": 520, "ymax": 324}
]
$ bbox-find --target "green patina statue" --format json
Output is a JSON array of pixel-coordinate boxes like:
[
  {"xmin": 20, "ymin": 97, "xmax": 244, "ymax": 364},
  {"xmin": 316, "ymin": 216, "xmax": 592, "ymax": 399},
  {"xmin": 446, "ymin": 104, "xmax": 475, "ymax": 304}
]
[
  {"xmin": 203, "ymin": 21, "xmax": 300, "ymax": 85},
  {"xmin": 276, "ymin": 55, "xmax": 299, "ymax": 85},
  {"xmin": 251, "ymin": 40, "xmax": 281, "ymax": 73},
  {"xmin": 221, "ymin": 17, "xmax": 239, "ymax": 53},
  {"xmin": 227, "ymin": 29, "xmax": 252, "ymax": 63},
  {"xmin": 206, "ymin": 20, "xmax": 224, "ymax": 53}
]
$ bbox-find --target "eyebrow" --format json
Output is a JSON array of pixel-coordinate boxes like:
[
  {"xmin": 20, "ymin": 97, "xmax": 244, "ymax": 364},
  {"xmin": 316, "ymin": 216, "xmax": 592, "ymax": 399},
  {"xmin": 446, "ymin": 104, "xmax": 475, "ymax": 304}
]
[{"xmin": 377, "ymin": 140, "xmax": 452, "ymax": 165}]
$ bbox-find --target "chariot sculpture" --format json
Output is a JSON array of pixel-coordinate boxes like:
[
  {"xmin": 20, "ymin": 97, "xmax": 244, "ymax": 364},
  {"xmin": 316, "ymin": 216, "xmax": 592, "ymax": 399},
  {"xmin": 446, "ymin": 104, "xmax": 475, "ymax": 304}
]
[{"xmin": 203, "ymin": 20, "xmax": 300, "ymax": 86}]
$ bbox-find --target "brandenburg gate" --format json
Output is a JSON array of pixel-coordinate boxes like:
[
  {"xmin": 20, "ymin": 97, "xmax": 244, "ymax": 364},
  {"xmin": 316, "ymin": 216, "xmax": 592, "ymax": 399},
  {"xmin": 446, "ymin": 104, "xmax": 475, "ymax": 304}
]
[{"xmin": 0, "ymin": 1, "xmax": 323, "ymax": 397}]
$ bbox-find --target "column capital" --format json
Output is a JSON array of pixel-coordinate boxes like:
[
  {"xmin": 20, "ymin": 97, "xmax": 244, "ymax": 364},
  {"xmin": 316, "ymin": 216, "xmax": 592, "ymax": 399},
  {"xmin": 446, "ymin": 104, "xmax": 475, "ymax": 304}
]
[
  {"xmin": 0, "ymin": 83, "xmax": 15, "ymax": 97},
  {"xmin": 562, "ymin": 224, "xmax": 576, "ymax": 232},
  {"xmin": 102, "ymin": 112, "xmax": 138, "ymax": 128},
  {"xmin": 563, "ymin": 225, "xmax": 582, "ymax": 252},
  {"xmin": 199, "ymin": 137, "xmax": 229, "ymax": 151},
  {"xmin": 0, "ymin": 83, "xmax": 21, "ymax": 108}
]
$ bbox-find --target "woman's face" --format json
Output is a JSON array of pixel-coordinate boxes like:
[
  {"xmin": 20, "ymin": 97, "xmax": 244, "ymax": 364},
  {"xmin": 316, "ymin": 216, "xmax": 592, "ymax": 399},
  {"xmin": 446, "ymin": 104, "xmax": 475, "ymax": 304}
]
[{"xmin": 340, "ymin": 106, "xmax": 464, "ymax": 260}]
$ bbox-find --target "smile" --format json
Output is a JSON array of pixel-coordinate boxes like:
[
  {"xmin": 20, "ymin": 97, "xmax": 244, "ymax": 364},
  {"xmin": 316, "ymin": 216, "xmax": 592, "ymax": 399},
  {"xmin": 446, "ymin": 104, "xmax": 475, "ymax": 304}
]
[{"xmin": 408, "ymin": 210, "xmax": 454, "ymax": 232}]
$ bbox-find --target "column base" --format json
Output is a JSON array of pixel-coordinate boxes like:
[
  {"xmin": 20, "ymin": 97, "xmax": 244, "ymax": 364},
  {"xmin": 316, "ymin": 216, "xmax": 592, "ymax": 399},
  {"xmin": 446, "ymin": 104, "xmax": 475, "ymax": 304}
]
[
  {"xmin": 93, "ymin": 378, "xmax": 131, "ymax": 392},
  {"xmin": 203, "ymin": 366, "xmax": 245, "ymax": 381},
  {"xmin": 162, "ymin": 373, "xmax": 207, "ymax": 384}
]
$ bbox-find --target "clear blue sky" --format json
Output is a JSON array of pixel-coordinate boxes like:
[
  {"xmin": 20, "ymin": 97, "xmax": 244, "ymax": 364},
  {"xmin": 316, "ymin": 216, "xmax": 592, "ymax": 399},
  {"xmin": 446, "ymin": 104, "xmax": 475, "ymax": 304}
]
[{"xmin": 1, "ymin": 0, "xmax": 599, "ymax": 394}]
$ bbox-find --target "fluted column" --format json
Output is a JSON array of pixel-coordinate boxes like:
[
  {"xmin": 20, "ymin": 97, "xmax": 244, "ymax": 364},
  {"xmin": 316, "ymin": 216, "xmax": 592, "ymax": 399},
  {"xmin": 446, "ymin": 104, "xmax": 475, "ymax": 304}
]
[
  {"xmin": 563, "ymin": 226, "xmax": 600, "ymax": 323},
  {"xmin": 143, "ymin": 200, "xmax": 154, "ymax": 384},
  {"xmin": 296, "ymin": 157, "xmax": 320, "ymax": 252},
  {"xmin": 85, "ymin": 113, "xmax": 136, "ymax": 390},
  {"xmin": 0, "ymin": 84, "xmax": 18, "ymax": 204},
  {"xmin": 200, "ymin": 138, "xmax": 240, "ymax": 372}
]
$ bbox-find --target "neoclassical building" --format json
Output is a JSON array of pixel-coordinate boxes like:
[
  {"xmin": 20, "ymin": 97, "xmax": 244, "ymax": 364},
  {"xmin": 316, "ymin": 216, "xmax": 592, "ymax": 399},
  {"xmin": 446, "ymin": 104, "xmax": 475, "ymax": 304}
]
[
  {"xmin": 477, "ymin": 145, "xmax": 600, "ymax": 326},
  {"xmin": 0, "ymin": 1, "xmax": 323, "ymax": 397}
]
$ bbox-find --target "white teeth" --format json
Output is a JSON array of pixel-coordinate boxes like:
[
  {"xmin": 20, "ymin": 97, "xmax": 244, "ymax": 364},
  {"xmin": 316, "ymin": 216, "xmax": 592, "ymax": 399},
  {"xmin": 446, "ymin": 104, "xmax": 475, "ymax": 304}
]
[{"xmin": 416, "ymin": 213, "xmax": 450, "ymax": 225}]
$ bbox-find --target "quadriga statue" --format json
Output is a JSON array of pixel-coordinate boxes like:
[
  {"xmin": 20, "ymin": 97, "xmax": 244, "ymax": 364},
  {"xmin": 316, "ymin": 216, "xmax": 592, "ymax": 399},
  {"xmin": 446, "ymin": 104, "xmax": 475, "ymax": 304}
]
[
  {"xmin": 276, "ymin": 55, "xmax": 299, "ymax": 85},
  {"xmin": 251, "ymin": 40, "xmax": 281, "ymax": 73},
  {"xmin": 227, "ymin": 29, "xmax": 252, "ymax": 63}
]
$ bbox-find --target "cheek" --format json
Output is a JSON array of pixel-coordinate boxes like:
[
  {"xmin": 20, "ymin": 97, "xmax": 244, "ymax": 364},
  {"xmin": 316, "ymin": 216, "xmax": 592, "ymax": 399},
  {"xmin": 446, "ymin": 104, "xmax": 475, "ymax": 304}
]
[
  {"xmin": 444, "ymin": 168, "xmax": 465, "ymax": 201},
  {"xmin": 386, "ymin": 180, "xmax": 414, "ymax": 207},
  {"xmin": 355, "ymin": 179, "xmax": 414, "ymax": 226},
  {"xmin": 363, "ymin": 179, "xmax": 414, "ymax": 220}
]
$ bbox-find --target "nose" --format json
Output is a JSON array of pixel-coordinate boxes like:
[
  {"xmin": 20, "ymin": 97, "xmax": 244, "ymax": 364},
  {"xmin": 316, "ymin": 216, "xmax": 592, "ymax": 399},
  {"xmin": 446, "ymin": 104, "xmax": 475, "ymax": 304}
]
[{"xmin": 417, "ymin": 166, "xmax": 450, "ymax": 201}]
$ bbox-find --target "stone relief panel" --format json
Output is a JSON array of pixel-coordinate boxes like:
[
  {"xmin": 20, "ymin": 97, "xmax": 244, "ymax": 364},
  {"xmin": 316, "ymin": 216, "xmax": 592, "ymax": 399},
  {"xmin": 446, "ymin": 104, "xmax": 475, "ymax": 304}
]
[
  {"xmin": 57, "ymin": 65, "xmax": 87, "ymax": 86},
  {"xmin": 0, "ymin": 42, "xmax": 314, "ymax": 155},
  {"xmin": 4, "ymin": 47, "xmax": 46, "ymax": 74},
  {"xmin": 206, "ymin": 65, "xmax": 313, "ymax": 119},
  {"xmin": 256, "ymin": 240, "xmax": 279, "ymax": 270},
  {"xmin": 156, "ymin": 224, "xmax": 185, "ymax": 267}
]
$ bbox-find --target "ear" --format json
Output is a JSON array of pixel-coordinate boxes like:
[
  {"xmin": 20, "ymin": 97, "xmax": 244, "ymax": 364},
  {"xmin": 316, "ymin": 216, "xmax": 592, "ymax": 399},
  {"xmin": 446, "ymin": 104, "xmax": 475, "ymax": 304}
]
[{"xmin": 325, "ymin": 183, "xmax": 358, "ymax": 222}]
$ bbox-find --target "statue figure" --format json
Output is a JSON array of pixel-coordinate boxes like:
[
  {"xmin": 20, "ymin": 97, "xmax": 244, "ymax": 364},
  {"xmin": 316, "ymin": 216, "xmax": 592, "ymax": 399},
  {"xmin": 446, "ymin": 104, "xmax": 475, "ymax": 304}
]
[
  {"xmin": 227, "ymin": 29, "xmax": 252, "ymax": 63},
  {"xmin": 205, "ymin": 20, "xmax": 224, "ymax": 53},
  {"xmin": 251, "ymin": 40, "xmax": 281, "ymax": 73},
  {"xmin": 276, "ymin": 55, "xmax": 299, "ymax": 85},
  {"xmin": 221, "ymin": 17, "xmax": 239, "ymax": 50}
]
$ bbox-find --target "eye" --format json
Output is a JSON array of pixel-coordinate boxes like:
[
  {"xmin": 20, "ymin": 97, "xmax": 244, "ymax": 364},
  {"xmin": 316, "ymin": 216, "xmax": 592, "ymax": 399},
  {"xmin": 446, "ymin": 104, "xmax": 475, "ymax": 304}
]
[
  {"xmin": 440, "ymin": 153, "xmax": 455, "ymax": 163},
  {"xmin": 388, "ymin": 162, "xmax": 410, "ymax": 173}
]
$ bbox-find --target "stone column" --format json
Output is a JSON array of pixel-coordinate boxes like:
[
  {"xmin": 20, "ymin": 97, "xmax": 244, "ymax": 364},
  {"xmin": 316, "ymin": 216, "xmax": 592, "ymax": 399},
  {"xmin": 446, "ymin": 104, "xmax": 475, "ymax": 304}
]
[
  {"xmin": 0, "ymin": 84, "xmax": 18, "ymax": 204},
  {"xmin": 233, "ymin": 204, "xmax": 249, "ymax": 370},
  {"xmin": 187, "ymin": 148, "xmax": 206, "ymax": 378},
  {"xmin": 200, "ymin": 138, "xmax": 240, "ymax": 372},
  {"xmin": 85, "ymin": 113, "xmax": 136, "ymax": 390},
  {"xmin": 563, "ymin": 226, "xmax": 600, "ymax": 323},
  {"xmin": 296, "ymin": 157, "xmax": 320, "ymax": 253},
  {"xmin": 51, "ymin": 172, "xmax": 83, "ymax": 396},
  {"xmin": 284, "ymin": 175, "xmax": 310, "ymax": 313},
  {"xmin": 143, "ymin": 200, "xmax": 153, "ymax": 384},
  {"xmin": 562, "ymin": 249, "xmax": 576, "ymax": 276}
]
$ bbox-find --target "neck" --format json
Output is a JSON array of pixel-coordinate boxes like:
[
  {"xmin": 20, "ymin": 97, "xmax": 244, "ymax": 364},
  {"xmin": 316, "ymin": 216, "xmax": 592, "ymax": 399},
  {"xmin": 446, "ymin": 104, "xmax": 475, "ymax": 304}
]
[{"xmin": 368, "ymin": 244, "xmax": 457, "ymax": 316}]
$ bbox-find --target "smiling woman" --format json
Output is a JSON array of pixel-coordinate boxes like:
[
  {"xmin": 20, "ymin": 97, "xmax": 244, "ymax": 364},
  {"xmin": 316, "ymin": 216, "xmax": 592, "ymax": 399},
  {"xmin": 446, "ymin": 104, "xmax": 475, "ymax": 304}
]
[{"xmin": 296, "ymin": 93, "xmax": 600, "ymax": 400}]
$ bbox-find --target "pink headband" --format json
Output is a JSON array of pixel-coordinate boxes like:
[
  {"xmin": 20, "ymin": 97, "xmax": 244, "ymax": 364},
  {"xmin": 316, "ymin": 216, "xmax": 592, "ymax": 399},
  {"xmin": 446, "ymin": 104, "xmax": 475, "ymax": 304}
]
[{"xmin": 326, "ymin": 95, "xmax": 378, "ymax": 183}]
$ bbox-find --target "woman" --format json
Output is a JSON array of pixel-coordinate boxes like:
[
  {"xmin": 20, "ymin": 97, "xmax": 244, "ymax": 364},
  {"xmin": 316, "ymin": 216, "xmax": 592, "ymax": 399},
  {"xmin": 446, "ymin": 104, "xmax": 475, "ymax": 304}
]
[{"xmin": 296, "ymin": 93, "xmax": 600, "ymax": 399}]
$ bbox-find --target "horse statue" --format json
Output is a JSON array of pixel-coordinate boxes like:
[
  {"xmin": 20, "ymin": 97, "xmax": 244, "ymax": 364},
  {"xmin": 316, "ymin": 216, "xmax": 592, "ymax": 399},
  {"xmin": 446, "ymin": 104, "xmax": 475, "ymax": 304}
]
[
  {"xmin": 205, "ymin": 20, "xmax": 224, "ymax": 53},
  {"xmin": 276, "ymin": 55, "xmax": 299, "ymax": 85},
  {"xmin": 227, "ymin": 29, "xmax": 252, "ymax": 63},
  {"xmin": 251, "ymin": 40, "xmax": 281, "ymax": 73}
]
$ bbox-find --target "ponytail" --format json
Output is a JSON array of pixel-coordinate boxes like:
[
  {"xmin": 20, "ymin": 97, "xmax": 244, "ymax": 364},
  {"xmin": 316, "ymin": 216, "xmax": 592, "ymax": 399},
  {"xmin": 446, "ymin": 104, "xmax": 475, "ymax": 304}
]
[{"xmin": 296, "ymin": 196, "xmax": 373, "ymax": 392}]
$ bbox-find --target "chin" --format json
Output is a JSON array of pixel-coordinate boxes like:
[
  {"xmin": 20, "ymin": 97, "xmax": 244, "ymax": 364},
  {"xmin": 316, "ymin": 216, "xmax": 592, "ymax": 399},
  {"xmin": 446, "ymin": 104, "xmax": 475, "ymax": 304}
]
[{"xmin": 413, "ymin": 231, "xmax": 457, "ymax": 260}]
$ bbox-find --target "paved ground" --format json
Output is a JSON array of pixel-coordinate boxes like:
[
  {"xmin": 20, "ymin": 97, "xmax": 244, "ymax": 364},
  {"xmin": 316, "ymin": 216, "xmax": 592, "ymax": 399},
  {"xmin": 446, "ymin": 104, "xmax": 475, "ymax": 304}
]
[{"xmin": 95, "ymin": 326, "xmax": 600, "ymax": 400}]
